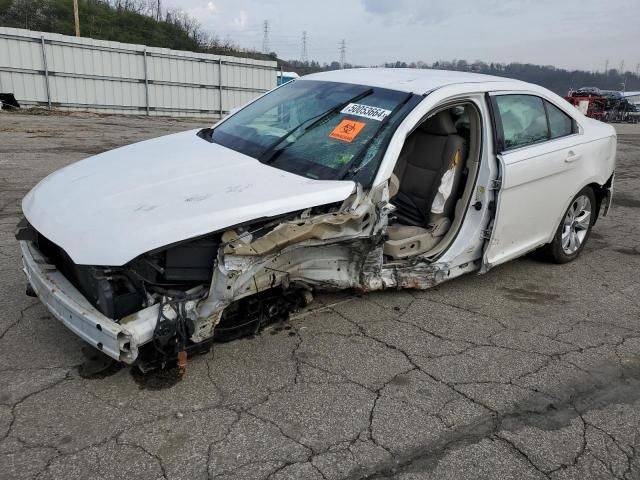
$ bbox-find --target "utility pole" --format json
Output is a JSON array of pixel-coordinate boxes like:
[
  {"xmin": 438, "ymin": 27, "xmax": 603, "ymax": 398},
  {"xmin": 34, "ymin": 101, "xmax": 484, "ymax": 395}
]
[
  {"xmin": 262, "ymin": 21, "xmax": 270, "ymax": 54},
  {"xmin": 73, "ymin": 0, "xmax": 80, "ymax": 37},
  {"xmin": 635, "ymin": 63, "xmax": 639, "ymax": 77},
  {"xmin": 339, "ymin": 39, "xmax": 346, "ymax": 69},
  {"xmin": 620, "ymin": 60, "xmax": 625, "ymax": 74},
  {"xmin": 157, "ymin": 0, "xmax": 161, "ymax": 21},
  {"xmin": 301, "ymin": 31, "xmax": 308, "ymax": 64},
  {"xmin": 604, "ymin": 59, "xmax": 609, "ymax": 75}
]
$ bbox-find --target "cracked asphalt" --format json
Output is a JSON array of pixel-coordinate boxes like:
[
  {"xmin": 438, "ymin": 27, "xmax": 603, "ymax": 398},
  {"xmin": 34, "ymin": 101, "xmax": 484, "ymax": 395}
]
[{"xmin": 1, "ymin": 111, "xmax": 640, "ymax": 480}]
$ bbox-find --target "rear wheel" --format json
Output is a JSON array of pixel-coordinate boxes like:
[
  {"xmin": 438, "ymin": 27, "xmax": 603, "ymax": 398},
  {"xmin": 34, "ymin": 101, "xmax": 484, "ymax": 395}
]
[{"xmin": 543, "ymin": 187, "xmax": 595, "ymax": 264}]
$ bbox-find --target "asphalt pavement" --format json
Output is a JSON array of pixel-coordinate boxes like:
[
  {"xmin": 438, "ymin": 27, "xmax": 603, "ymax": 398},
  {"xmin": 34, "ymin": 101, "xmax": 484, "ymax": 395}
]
[{"xmin": 1, "ymin": 112, "xmax": 639, "ymax": 480}]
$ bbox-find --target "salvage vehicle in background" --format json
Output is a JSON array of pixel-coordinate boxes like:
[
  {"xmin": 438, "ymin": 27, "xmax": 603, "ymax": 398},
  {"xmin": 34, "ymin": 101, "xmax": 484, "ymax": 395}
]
[
  {"xmin": 16, "ymin": 69, "xmax": 616, "ymax": 370},
  {"xmin": 565, "ymin": 88, "xmax": 637, "ymax": 123}
]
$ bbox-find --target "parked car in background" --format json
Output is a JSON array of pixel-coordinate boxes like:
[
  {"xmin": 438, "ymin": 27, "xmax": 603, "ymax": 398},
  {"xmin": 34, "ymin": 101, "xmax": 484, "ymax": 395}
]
[
  {"xmin": 571, "ymin": 87, "xmax": 603, "ymax": 97},
  {"xmin": 628, "ymin": 104, "xmax": 640, "ymax": 124},
  {"xmin": 17, "ymin": 69, "xmax": 616, "ymax": 370}
]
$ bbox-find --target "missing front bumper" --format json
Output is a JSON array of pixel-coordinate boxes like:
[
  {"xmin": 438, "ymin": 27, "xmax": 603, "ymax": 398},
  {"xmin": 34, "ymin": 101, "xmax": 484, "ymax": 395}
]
[{"xmin": 19, "ymin": 240, "xmax": 138, "ymax": 363}]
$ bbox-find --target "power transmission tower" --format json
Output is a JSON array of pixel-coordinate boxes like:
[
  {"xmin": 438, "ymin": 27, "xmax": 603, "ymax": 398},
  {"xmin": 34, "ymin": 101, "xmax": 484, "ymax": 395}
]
[
  {"xmin": 339, "ymin": 40, "xmax": 346, "ymax": 69},
  {"xmin": 301, "ymin": 31, "xmax": 308, "ymax": 64},
  {"xmin": 262, "ymin": 21, "xmax": 270, "ymax": 54}
]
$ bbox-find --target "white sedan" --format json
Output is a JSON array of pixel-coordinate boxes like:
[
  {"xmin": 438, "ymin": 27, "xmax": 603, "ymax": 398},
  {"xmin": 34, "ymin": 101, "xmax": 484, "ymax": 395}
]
[{"xmin": 16, "ymin": 69, "xmax": 616, "ymax": 370}]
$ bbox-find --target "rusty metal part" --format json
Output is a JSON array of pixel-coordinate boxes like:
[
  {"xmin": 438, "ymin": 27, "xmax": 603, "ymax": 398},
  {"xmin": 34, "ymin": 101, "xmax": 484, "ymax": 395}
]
[{"xmin": 177, "ymin": 350, "xmax": 188, "ymax": 376}]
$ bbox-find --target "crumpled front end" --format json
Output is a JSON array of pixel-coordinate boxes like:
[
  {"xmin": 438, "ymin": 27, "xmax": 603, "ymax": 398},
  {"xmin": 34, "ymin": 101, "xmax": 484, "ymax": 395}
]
[
  {"xmin": 17, "ymin": 186, "xmax": 396, "ymax": 368},
  {"xmin": 18, "ymin": 179, "xmax": 451, "ymax": 369},
  {"xmin": 19, "ymin": 240, "xmax": 137, "ymax": 363}
]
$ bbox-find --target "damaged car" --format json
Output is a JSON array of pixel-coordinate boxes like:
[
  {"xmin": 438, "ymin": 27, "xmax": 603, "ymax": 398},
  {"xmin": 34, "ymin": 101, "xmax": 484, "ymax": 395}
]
[{"xmin": 16, "ymin": 69, "xmax": 616, "ymax": 370}]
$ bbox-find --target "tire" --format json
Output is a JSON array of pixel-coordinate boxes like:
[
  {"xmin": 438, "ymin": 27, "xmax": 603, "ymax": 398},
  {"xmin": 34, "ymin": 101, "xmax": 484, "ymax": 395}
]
[{"xmin": 542, "ymin": 186, "xmax": 596, "ymax": 264}]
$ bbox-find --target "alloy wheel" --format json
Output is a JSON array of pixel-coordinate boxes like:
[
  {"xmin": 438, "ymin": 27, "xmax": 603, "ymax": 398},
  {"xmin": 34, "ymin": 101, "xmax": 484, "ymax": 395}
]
[{"xmin": 561, "ymin": 194, "xmax": 592, "ymax": 255}]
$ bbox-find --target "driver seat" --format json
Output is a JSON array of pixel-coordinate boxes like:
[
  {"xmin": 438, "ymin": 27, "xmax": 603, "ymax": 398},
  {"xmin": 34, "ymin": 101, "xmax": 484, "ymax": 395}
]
[{"xmin": 384, "ymin": 110, "xmax": 466, "ymax": 259}]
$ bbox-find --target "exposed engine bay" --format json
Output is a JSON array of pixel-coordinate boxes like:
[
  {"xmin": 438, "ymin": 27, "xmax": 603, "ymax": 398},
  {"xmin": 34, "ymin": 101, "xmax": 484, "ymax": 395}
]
[
  {"xmin": 17, "ymin": 187, "xmax": 420, "ymax": 371},
  {"xmin": 15, "ymin": 103, "xmax": 487, "ymax": 371},
  {"xmin": 15, "ymin": 101, "xmax": 494, "ymax": 372}
]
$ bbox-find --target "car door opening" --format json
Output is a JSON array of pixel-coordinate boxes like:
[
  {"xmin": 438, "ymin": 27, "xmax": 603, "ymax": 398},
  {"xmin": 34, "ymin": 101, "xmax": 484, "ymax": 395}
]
[{"xmin": 384, "ymin": 102, "xmax": 482, "ymax": 259}]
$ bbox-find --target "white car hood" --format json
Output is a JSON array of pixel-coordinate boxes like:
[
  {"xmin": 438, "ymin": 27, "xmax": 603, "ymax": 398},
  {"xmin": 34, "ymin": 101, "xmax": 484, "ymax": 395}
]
[{"xmin": 23, "ymin": 129, "xmax": 356, "ymax": 266}]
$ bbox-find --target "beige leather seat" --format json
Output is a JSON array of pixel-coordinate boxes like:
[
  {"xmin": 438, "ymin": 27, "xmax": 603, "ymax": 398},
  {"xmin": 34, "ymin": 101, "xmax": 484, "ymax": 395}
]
[{"xmin": 384, "ymin": 110, "xmax": 466, "ymax": 259}]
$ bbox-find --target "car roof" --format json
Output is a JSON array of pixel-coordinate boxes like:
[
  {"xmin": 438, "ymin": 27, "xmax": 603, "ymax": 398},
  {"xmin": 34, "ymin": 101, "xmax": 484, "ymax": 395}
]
[{"xmin": 300, "ymin": 68, "xmax": 529, "ymax": 94}]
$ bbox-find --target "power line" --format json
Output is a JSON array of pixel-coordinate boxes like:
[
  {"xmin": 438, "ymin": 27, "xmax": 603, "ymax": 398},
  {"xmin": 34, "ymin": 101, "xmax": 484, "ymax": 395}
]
[
  {"xmin": 339, "ymin": 39, "xmax": 346, "ymax": 69},
  {"xmin": 301, "ymin": 31, "xmax": 308, "ymax": 63},
  {"xmin": 262, "ymin": 20, "xmax": 270, "ymax": 54}
]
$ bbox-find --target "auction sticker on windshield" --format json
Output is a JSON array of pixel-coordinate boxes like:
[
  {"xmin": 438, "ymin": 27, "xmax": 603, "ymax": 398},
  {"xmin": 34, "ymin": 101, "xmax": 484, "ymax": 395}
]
[
  {"xmin": 329, "ymin": 119, "xmax": 366, "ymax": 142},
  {"xmin": 340, "ymin": 103, "xmax": 392, "ymax": 121}
]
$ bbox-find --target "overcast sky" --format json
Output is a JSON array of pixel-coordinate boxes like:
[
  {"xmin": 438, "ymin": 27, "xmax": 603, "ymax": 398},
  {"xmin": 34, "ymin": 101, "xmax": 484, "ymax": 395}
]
[{"xmin": 165, "ymin": 0, "xmax": 639, "ymax": 72}]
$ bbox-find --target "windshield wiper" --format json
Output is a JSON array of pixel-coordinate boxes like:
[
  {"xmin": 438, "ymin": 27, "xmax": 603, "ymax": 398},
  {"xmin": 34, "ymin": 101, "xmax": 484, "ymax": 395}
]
[
  {"xmin": 260, "ymin": 88, "xmax": 374, "ymax": 165},
  {"xmin": 338, "ymin": 92, "xmax": 415, "ymax": 180}
]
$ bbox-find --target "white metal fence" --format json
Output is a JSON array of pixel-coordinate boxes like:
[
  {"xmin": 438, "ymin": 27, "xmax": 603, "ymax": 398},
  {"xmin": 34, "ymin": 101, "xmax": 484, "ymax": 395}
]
[{"xmin": 0, "ymin": 27, "xmax": 277, "ymax": 118}]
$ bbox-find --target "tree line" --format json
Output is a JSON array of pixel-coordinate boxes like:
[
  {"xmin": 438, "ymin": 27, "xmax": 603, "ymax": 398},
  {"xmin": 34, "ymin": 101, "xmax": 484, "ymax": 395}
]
[
  {"xmin": 284, "ymin": 59, "xmax": 640, "ymax": 96},
  {"xmin": 392, "ymin": 60, "xmax": 639, "ymax": 95}
]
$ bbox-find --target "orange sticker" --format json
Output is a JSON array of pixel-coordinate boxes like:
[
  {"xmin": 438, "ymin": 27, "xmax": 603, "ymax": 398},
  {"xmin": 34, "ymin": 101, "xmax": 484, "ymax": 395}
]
[{"xmin": 329, "ymin": 119, "xmax": 366, "ymax": 143}]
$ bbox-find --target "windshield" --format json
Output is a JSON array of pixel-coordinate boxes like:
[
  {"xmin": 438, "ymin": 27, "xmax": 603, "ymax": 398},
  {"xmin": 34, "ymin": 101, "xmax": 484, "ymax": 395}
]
[{"xmin": 204, "ymin": 80, "xmax": 420, "ymax": 184}]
